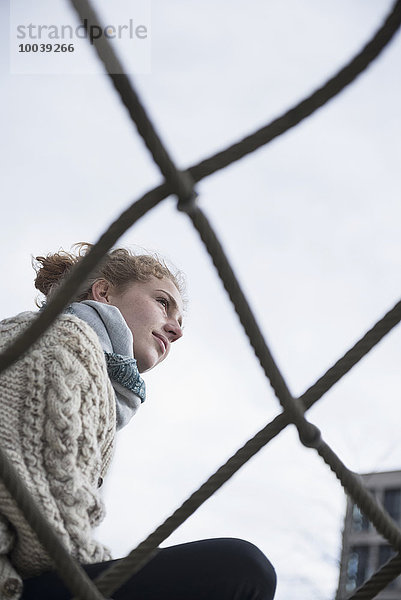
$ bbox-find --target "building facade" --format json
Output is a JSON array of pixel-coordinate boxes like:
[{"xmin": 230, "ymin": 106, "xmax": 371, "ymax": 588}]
[{"xmin": 336, "ymin": 470, "xmax": 401, "ymax": 600}]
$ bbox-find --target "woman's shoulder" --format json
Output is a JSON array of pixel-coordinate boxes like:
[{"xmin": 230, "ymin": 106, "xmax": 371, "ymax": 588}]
[
  {"xmin": 0, "ymin": 310, "xmax": 104, "ymax": 358},
  {"xmin": 0, "ymin": 310, "xmax": 35, "ymax": 330},
  {"xmin": 0, "ymin": 312, "xmax": 37, "ymax": 347}
]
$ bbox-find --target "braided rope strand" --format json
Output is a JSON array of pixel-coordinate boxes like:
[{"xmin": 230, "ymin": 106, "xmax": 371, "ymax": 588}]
[
  {"xmin": 187, "ymin": 206, "xmax": 401, "ymax": 534},
  {"xmin": 68, "ymin": 0, "xmax": 196, "ymax": 206},
  {"xmin": 0, "ymin": 2, "xmax": 399, "ymax": 599},
  {"xmin": 1, "ymin": 203, "xmax": 399, "ymax": 597},
  {"xmin": 93, "ymin": 214, "xmax": 401, "ymax": 594},
  {"xmin": 317, "ymin": 443, "xmax": 401, "ymax": 552},
  {"xmin": 93, "ymin": 412, "xmax": 290, "ymax": 594},
  {"xmin": 188, "ymin": 0, "xmax": 401, "ymax": 182},
  {"xmin": 1, "ymin": 0, "xmax": 399, "ymax": 376},
  {"xmin": 347, "ymin": 553, "xmax": 401, "ymax": 599},
  {"xmin": 0, "ymin": 184, "xmax": 168, "ymax": 376},
  {"xmin": 300, "ymin": 298, "xmax": 401, "ymax": 411}
]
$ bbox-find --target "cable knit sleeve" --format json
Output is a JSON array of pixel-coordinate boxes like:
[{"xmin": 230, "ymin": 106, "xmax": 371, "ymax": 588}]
[{"xmin": 0, "ymin": 312, "xmax": 116, "ymax": 584}]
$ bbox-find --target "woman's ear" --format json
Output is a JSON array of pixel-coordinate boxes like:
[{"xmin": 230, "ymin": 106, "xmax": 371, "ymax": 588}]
[{"xmin": 91, "ymin": 279, "xmax": 112, "ymax": 303}]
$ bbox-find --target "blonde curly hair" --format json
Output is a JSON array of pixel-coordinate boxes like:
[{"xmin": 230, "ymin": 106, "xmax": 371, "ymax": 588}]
[{"xmin": 33, "ymin": 243, "xmax": 185, "ymax": 304}]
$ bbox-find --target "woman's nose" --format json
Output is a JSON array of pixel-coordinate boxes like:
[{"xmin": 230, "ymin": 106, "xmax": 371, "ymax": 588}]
[{"xmin": 164, "ymin": 319, "xmax": 183, "ymax": 341}]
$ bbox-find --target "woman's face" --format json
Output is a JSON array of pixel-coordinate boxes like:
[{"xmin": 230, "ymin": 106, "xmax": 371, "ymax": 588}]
[{"xmin": 94, "ymin": 276, "xmax": 184, "ymax": 373}]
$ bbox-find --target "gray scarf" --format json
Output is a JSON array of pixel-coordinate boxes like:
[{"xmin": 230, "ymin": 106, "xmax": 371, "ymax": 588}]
[{"xmin": 65, "ymin": 300, "xmax": 145, "ymax": 430}]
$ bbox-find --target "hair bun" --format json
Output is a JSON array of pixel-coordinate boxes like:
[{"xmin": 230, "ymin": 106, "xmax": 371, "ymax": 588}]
[{"xmin": 33, "ymin": 251, "xmax": 78, "ymax": 297}]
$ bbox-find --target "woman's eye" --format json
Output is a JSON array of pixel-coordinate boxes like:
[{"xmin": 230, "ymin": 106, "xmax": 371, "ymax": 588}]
[{"xmin": 157, "ymin": 297, "xmax": 168, "ymax": 309}]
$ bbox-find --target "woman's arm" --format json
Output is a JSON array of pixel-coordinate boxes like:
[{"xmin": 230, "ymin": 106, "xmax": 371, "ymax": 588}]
[{"xmin": 0, "ymin": 312, "xmax": 116, "ymax": 579}]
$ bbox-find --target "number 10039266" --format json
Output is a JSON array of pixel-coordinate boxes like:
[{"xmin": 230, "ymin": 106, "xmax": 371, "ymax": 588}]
[{"xmin": 18, "ymin": 43, "xmax": 75, "ymax": 53}]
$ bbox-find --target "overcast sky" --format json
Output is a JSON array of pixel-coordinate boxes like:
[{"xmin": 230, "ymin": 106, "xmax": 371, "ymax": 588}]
[{"xmin": 1, "ymin": 1, "xmax": 401, "ymax": 598}]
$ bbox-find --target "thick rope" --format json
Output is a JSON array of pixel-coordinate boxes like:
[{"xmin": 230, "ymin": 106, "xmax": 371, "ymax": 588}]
[
  {"xmin": 188, "ymin": 0, "xmax": 401, "ymax": 182},
  {"xmin": 0, "ymin": 184, "xmax": 168, "ymax": 375},
  {"xmin": 1, "ymin": 202, "xmax": 396, "ymax": 600},
  {"xmin": 93, "ymin": 212, "xmax": 401, "ymax": 596},
  {"xmin": 68, "ymin": 0, "xmax": 196, "ymax": 207},
  {"xmin": 0, "ymin": 446, "xmax": 106, "ymax": 600},
  {"xmin": 94, "ymin": 293, "xmax": 401, "ymax": 592},
  {"xmin": 93, "ymin": 408, "xmax": 292, "ymax": 595},
  {"xmin": 1, "ymin": 213, "xmax": 400, "ymax": 598},
  {"xmin": 317, "ymin": 442, "xmax": 401, "ymax": 551},
  {"xmin": 186, "ymin": 208, "xmax": 320, "ymax": 439},
  {"xmin": 186, "ymin": 207, "xmax": 401, "ymax": 535},
  {"xmin": 1, "ymin": 0, "xmax": 399, "ymax": 376},
  {"xmin": 300, "ymin": 297, "xmax": 401, "ymax": 410},
  {"xmin": 0, "ymin": 1, "xmax": 399, "ymax": 599},
  {"xmin": 347, "ymin": 553, "xmax": 401, "ymax": 599}
]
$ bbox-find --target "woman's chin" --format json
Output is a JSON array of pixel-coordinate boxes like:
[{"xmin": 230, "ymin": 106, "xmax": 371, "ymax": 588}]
[{"xmin": 137, "ymin": 352, "xmax": 162, "ymax": 374}]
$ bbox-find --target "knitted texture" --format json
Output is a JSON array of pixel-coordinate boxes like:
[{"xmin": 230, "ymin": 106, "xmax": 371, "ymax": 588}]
[{"xmin": 0, "ymin": 312, "xmax": 116, "ymax": 589}]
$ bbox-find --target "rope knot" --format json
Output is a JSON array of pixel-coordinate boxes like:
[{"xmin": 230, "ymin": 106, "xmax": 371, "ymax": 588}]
[
  {"xmin": 298, "ymin": 422, "xmax": 322, "ymax": 449},
  {"xmin": 175, "ymin": 170, "xmax": 198, "ymax": 213}
]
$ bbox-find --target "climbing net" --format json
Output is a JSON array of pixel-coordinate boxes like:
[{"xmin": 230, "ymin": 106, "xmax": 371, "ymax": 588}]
[{"xmin": 1, "ymin": 1, "xmax": 401, "ymax": 599}]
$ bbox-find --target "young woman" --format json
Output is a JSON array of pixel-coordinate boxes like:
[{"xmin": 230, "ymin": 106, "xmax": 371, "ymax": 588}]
[{"xmin": 0, "ymin": 244, "xmax": 277, "ymax": 600}]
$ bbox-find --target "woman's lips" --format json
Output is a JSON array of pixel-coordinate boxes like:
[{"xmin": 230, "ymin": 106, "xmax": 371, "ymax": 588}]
[{"xmin": 153, "ymin": 332, "xmax": 167, "ymax": 354}]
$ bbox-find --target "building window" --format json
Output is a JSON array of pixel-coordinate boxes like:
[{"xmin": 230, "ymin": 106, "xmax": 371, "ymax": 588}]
[
  {"xmin": 351, "ymin": 503, "xmax": 370, "ymax": 532},
  {"xmin": 346, "ymin": 545, "xmax": 369, "ymax": 592},
  {"xmin": 383, "ymin": 488, "xmax": 401, "ymax": 522},
  {"xmin": 378, "ymin": 545, "xmax": 397, "ymax": 589}
]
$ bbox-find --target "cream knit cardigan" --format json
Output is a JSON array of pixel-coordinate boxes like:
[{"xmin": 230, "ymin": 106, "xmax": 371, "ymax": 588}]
[{"xmin": 0, "ymin": 311, "xmax": 116, "ymax": 599}]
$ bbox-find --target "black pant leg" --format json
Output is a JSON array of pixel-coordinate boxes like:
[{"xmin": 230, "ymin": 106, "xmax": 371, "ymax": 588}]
[{"xmin": 21, "ymin": 538, "xmax": 276, "ymax": 600}]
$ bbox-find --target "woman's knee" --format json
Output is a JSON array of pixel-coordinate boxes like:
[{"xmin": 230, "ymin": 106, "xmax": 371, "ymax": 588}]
[
  {"xmin": 204, "ymin": 538, "xmax": 277, "ymax": 599},
  {"xmin": 133, "ymin": 537, "xmax": 277, "ymax": 600}
]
